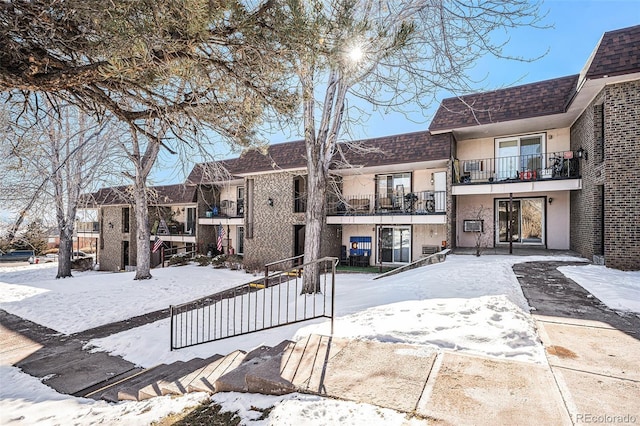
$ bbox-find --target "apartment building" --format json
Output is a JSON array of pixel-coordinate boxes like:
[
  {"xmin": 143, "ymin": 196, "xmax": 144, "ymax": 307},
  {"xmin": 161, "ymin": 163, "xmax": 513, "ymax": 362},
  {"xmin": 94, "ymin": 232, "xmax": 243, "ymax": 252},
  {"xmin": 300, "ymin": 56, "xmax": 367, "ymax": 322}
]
[{"xmin": 89, "ymin": 24, "xmax": 639, "ymax": 272}]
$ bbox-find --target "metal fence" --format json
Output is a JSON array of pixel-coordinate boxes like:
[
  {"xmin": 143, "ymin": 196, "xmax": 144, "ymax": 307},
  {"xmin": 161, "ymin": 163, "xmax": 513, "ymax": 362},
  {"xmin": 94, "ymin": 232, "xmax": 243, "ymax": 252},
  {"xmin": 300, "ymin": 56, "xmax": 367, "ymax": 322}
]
[{"xmin": 170, "ymin": 256, "xmax": 337, "ymax": 350}]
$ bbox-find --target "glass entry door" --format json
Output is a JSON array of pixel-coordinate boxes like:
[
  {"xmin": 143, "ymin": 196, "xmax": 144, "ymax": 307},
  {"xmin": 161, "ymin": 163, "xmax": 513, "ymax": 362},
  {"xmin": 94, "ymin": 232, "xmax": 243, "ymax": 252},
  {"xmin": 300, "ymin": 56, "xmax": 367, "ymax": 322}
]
[
  {"xmin": 497, "ymin": 199, "xmax": 544, "ymax": 245},
  {"xmin": 378, "ymin": 226, "xmax": 411, "ymax": 264}
]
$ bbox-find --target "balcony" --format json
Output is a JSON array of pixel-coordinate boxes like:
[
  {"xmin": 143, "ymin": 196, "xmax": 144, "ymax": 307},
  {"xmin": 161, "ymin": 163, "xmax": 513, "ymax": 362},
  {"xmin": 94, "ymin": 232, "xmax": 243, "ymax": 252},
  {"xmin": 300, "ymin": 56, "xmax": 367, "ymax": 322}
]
[
  {"xmin": 200, "ymin": 199, "xmax": 244, "ymax": 219},
  {"xmin": 199, "ymin": 199, "xmax": 244, "ymax": 226},
  {"xmin": 155, "ymin": 221, "xmax": 197, "ymax": 243},
  {"xmin": 326, "ymin": 190, "xmax": 447, "ymax": 225},
  {"xmin": 453, "ymin": 151, "xmax": 582, "ymax": 195}
]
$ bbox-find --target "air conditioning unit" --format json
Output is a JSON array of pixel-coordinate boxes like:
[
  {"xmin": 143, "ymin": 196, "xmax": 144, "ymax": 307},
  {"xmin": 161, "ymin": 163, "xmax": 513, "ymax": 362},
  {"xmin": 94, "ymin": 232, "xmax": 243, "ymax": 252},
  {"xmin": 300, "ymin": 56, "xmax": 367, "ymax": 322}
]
[
  {"xmin": 463, "ymin": 160, "xmax": 483, "ymax": 173},
  {"xmin": 463, "ymin": 220, "xmax": 483, "ymax": 232},
  {"xmin": 421, "ymin": 245, "xmax": 439, "ymax": 256}
]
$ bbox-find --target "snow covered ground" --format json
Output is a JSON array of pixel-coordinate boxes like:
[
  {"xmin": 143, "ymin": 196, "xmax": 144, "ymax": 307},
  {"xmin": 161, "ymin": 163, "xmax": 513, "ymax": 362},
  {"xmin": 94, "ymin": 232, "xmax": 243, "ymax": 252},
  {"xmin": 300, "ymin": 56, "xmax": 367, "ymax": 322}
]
[{"xmin": 1, "ymin": 254, "xmax": 636, "ymax": 425}]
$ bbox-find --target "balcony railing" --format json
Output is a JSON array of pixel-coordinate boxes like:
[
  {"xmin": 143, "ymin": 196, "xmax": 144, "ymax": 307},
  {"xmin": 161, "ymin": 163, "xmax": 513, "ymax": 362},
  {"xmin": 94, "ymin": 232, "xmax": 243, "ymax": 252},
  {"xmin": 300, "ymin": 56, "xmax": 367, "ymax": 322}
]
[
  {"xmin": 201, "ymin": 199, "xmax": 244, "ymax": 219},
  {"xmin": 456, "ymin": 151, "xmax": 580, "ymax": 184},
  {"xmin": 157, "ymin": 222, "xmax": 196, "ymax": 236},
  {"xmin": 327, "ymin": 190, "xmax": 446, "ymax": 216}
]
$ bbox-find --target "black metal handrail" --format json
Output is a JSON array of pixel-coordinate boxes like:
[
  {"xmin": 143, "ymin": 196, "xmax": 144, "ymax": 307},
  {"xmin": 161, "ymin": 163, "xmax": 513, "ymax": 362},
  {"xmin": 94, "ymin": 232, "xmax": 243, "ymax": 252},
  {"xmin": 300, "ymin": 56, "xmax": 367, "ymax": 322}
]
[
  {"xmin": 456, "ymin": 150, "xmax": 580, "ymax": 184},
  {"xmin": 169, "ymin": 256, "xmax": 337, "ymax": 350}
]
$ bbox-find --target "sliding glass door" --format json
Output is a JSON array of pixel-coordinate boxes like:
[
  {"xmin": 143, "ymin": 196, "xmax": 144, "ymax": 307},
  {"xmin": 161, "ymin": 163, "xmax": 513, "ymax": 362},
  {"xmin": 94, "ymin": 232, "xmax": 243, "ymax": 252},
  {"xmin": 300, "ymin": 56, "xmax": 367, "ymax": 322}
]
[
  {"xmin": 495, "ymin": 134, "xmax": 544, "ymax": 180},
  {"xmin": 496, "ymin": 198, "xmax": 544, "ymax": 245},
  {"xmin": 378, "ymin": 226, "xmax": 411, "ymax": 264}
]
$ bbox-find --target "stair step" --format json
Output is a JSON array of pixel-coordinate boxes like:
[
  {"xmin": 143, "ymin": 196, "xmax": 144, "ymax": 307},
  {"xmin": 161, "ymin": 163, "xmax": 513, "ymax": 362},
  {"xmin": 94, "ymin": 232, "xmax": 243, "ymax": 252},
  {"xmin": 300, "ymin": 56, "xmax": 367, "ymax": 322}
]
[
  {"xmin": 116, "ymin": 361, "xmax": 195, "ymax": 401},
  {"xmin": 187, "ymin": 350, "xmax": 246, "ymax": 393},
  {"xmin": 100, "ymin": 364, "xmax": 169, "ymax": 402},
  {"xmin": 279, "ymin": 334, "xmax": 321, "ymax": 385},
  {"xmin": 137, "ymin": 357, "xmax": 213, "ymax": 400},
  {"xmin": 159, "ymin": 354, "xmax": 224, "ymax": 396}
]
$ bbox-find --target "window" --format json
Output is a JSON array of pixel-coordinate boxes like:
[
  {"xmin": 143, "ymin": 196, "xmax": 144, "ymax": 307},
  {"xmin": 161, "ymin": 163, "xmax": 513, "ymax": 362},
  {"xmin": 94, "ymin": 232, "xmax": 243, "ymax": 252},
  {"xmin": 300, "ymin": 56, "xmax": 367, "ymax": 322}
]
[
  {"xmin": 237, "ymin": 226, "xmax": 244, "ymax": 255},
  {"xmin": 185, "ymin": 207, "xmax": 196, "ymax": 234},
  {"xmin": 236, "ymin": 186, "xmax": 245, "ymax": 216},
  {"xmin": 246, "ymin": 179, "xmax": 254, "ymax": 239},
  {"xmin": 376, "ymin": 173, "xmax": 411, "ymax": 210},
  {"xmin": 495, "ymin": 134, "xmax": 545, "ymax": 180},
  {"xmin": 293, "ymin": 176, "xmax": 307, "ymax": 213},
  {"xmin": 122, "ymin": 207, "xmax": 130, "ymax": 233}
]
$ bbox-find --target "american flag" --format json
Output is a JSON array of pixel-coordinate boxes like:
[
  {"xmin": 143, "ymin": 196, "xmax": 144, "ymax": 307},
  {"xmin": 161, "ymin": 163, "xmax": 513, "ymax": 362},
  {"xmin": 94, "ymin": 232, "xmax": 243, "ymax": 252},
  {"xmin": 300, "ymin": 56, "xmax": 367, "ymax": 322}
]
[
  {"xmin": 152, "ymin": 236, "xmax": 164, "ymax": 253},
  {"xmin": 217, "ymin": 225, "xmax": 225, "ymax": 252}
]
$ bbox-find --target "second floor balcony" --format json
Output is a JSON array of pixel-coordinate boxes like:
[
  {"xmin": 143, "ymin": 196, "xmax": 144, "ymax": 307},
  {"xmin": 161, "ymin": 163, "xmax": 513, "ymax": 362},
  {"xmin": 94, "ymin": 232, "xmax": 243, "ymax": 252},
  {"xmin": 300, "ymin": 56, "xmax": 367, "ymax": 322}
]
[
  {"xmin": 326, "ymin": 190, "xmax": 447, "ymax": 225},
  {"xmin": 453, "ymin": 151, "xmax": 583, "ymax": 195}
]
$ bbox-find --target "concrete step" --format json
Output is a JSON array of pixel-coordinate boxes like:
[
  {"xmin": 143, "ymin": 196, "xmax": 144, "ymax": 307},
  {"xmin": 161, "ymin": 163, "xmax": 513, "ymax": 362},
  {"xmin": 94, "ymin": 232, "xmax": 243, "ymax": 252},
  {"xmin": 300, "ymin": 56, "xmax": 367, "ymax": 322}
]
[
  {"xmin": 159, "ymin": 354, "xmax": 224, "ymax": 396},
  {"xmin": 99, "ymin": 365, "xmax": 170, "ymax": 403},
  {"xmin": 137, "ymin": 357, "xmax": 215, "ymax": 400},
  {"xmin": 185, "ymin": 350, "xmax": 247, "ymax": 393},
  {"xmin": 116, "ymin": 360, "xmax": 207, "ymax": 401},
  {"xmin": 214, "ymin": 340, "xmax": 294, "ymax": 394}
]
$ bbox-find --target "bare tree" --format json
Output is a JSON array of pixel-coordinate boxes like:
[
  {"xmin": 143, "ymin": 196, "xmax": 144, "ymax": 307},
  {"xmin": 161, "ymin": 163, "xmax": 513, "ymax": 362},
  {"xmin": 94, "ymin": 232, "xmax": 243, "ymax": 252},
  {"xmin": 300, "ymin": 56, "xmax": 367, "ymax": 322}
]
[
  {"xmin": 279, "ymin": 0, "xmax": 546, "ymax": 293},
  {"xmin": 0, "ymin": 103, "xmax": 125, "ymax": 277},
  {"xmin": 2, "ymin": 1, "xmax": 299, "ymax": 279}
]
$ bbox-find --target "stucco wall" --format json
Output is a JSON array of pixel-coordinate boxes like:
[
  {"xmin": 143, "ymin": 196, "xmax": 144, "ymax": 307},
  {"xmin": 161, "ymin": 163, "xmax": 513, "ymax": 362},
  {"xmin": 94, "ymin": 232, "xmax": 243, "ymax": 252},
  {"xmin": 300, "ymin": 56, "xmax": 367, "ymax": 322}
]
[{"xmin": 456, "ymin": 192, "xmax": 570, "ymax": 250}]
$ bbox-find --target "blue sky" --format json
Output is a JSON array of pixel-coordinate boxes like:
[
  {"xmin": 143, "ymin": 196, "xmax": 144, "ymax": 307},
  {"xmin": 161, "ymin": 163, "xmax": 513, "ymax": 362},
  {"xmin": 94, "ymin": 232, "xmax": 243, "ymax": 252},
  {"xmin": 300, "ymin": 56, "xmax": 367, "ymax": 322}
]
[
  {"xmin": 353, "ymin": 0, "xmax": 640, "ymax": 139},
  {"xmin": 153, "ymin": 0, "xmax": 639, "ymax": 185}
]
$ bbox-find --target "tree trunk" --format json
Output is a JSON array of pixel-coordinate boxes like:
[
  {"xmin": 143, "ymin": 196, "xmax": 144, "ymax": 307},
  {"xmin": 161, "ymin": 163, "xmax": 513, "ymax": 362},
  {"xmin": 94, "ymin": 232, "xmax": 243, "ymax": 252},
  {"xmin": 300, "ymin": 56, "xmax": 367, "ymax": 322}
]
[
  {"xmin": 301, "ymin": 162, "xmax": 328, "ymax": 293},
  {"xmin": 57, "ymin": 231, "xmax": 73, "ymax": 278},
  {"xmin": 133, "ymin": 176, "xmax": 152, "ymax": 280}
]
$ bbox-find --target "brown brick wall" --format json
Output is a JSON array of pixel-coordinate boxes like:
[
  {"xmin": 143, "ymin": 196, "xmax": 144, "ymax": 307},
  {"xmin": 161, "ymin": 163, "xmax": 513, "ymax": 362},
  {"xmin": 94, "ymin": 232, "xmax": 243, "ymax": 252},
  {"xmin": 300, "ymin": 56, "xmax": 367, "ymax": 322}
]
[
  {"xmin": 571, "ymin": 79, "xmax": 640, "ymax": 270},
  {"xmin": 602, "ymin": 80, "xmax": 640, "ymax": 270},
  {"xmin": 242, "ymin": 172, "xmax": 341, "ymax": 271},
  {"xmin": 99, "ymin": 205, "xmax": 135, "ymax": 271}
]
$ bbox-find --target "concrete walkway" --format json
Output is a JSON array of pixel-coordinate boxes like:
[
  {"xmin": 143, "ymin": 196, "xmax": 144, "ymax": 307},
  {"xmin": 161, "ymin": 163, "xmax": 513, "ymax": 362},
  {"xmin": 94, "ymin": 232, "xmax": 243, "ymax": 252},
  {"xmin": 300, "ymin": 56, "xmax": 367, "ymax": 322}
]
[{"xmin": 515, "ymin": 261, "xmax": 640, "ymax": 425}]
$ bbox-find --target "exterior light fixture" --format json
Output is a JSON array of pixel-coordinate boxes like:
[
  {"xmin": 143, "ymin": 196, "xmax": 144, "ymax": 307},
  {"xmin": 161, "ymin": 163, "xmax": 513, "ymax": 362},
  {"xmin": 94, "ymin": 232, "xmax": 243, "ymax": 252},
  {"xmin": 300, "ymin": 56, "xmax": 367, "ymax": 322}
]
[
  {"xmin": 577, "ymin": 147, "xmax": 588, "ymax": 160},
  {"xmin": 267, "ymin": 198, "xmax": 274, "ymax": 207},
  {"xmin": 548, "ymin": 198, "xmax": 553, "ymax": 205}
]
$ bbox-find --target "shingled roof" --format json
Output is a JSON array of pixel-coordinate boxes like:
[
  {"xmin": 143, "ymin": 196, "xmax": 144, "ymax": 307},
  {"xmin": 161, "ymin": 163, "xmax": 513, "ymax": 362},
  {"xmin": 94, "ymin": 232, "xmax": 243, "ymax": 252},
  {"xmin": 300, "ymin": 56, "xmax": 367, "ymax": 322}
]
[
  {"xmin": 187, "ymin": 130, "xmax": 451, "ymax": 184},
  {"xmin": 82, "ymin": 184, "xmax": 196, "ymax": 207},
  {"xmin": 429, "ymin": 25, "xmax": 640, "ymax": 133},
  {"xmin": 585, "ymin": 24, "xmax": 640, "ymax": 79},
  {"xmin": 428, "ymin": 75, "xmax": 579, "ymax": 132}
]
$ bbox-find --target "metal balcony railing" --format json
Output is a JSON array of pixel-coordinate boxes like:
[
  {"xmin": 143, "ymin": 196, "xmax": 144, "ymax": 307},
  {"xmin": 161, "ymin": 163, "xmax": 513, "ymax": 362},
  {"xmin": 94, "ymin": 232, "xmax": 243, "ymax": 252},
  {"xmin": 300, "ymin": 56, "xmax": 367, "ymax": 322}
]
[
  {"xmin": 456, "ymin": 151, "xmax": 580, "ymax": 184},
  {"xmin": 201, "ymin": 200, "xmax": 244, "ymax": 219},
  {"xmin": 169, "ymin": 256, "xmax": 337, "ymax": 350},
  {"xmin": 326, "ymin": 190, "xmax": 446, "ymax": 216}
]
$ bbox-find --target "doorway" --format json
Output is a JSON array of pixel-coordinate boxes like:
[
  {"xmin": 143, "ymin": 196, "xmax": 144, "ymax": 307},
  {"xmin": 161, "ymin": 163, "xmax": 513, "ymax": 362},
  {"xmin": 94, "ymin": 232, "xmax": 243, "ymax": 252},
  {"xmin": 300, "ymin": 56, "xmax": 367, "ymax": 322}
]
[
  {"xmin": 122, "ymin": 241, "xmax": 130, "ymax": 269},
  {"xmin": 294, "ymin": 225, "xmax": 305, "ymax": 264},
  {"xmin": 496, "ymin": 198, "xmax": 544, "ymax": 245},
  {"xmin": 378, "ymin": 225, "xmax": 411, "ymax": 264}
]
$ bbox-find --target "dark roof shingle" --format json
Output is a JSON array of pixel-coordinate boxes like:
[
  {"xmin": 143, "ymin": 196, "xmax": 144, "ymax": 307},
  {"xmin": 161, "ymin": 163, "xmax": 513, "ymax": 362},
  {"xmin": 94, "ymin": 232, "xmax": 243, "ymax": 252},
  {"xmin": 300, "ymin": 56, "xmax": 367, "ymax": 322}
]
[
  {"xmin": 428, "ymin": 75, "xmax": 579, "ymax": 132},
  {"xmin": 586, "ymin": 24, "xmax": 640, "ymax": 79},
  {"xmin": 82, "ymin": 184, "xmax": 196, "ymax": 207},
  {"xmin": 187, "ymin": 131, "xmax": 450, "ymax": 184}
]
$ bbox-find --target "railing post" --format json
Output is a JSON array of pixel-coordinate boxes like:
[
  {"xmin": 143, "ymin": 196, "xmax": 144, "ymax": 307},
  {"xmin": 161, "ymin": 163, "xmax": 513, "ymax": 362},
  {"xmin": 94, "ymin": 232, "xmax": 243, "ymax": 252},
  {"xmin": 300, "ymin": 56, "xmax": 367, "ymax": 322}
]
[
  {"xmin": 331, "ymin": 259, "xmax": 336, "ymax": 336},
  {"xmin": 264, "ymin": 265, "xmax": 269, "ymax": 288},
  {"xmin": 169, "ymin": 305, "xmax": 174, "ymax": 351}
]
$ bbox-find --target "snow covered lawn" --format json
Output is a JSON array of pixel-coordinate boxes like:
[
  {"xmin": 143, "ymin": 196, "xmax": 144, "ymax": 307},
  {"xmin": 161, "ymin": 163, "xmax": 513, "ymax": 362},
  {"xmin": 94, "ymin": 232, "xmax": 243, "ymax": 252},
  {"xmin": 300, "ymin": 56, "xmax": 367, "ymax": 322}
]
[{"xmin": 3, "ymin": 254, "xmax": 634, "ymax": 425}]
